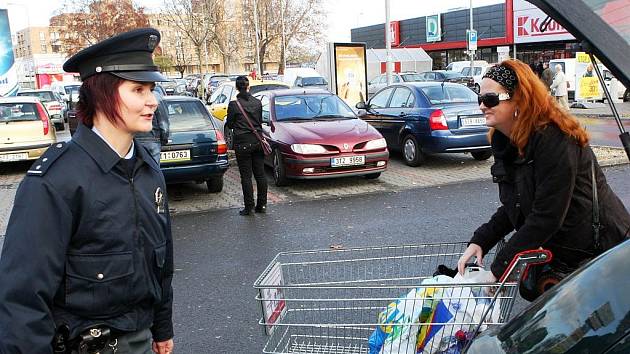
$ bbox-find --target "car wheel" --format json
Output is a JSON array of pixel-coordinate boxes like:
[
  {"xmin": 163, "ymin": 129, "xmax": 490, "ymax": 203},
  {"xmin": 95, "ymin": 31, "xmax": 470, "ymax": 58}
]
[
  {"xmin": 364, "ymin": 172, "xmax": 381, "ymax": 179},
  {"xmin": 471, "ymin": 151, "xmax": 492, "ymax": 161},
  {"xmin": 402, "ymin": 135, "xmax": 425, "ymax": 167},
  {"xmin": 474, "ymin": 83, "xmax": 480, "ymax": 93},
  {"xmin": 624, "ymin": 89, "xmax": 630, "ymax": 102},
  {"xmin": 206, "ymin": 177, "xmax": 223, "ymax": 193},
  {"xmin": 272, "ymin": 149, "xmax": 289, "ymax": 187}
]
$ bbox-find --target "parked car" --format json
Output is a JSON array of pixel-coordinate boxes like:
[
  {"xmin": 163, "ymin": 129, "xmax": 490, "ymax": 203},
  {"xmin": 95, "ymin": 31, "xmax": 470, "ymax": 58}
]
[
  {"xmin": 466, "ymin": 0, "xmax": 630, "ymax": 352},
  {"xmin": 156, "ymin": 96, "xmax": 228, "ymax": 193},
  {"xmin": 50, "ymin": 81, "xmax": 82, "ymax": 105},
  {"xmin": 445, "ymin": 59, "xmax": 489, "ymax": 73},
  {"xmin": 207, "ymin": 79, "xmax": 290, "ymax": 121},
  {"xmin": 368, "ymin": 72, "xmax": 425, "ymax": 97},
  {"xmin": 204, "ymin": 74, "xmax": 230, "ymax": 103},
  {"xmin": 461, "ymin": 63, "xmax": 492, "ymax": 93},
  {"xmin": 159, "ymin": 79, "xmax": 188, "ymax": 96},
  {"xmin": 358, "ymin": 82, "xmax": 491, "ymax": 166},
  {"xmin": 281, "ymin": 68, "xmax": 328, "ymax": 90},
  {"xmin": 16, "ymin": 89, "xmax": 67, "ymax": 130},
  {"xmin": 0, "ymin": 96, "xmax": 57, "ymax": 163},
  {"xmin": 418, "ymin": 70, "xmax": 476, "ymax": 90},
  {"xmin": 253, "ymin": 89, "xmax": 389, "ymax": 186}
]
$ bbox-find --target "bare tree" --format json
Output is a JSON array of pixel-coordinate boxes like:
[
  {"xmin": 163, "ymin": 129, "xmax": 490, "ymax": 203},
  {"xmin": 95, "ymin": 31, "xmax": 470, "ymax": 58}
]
[
  {"xmin": 162, "ymin": 0, "xmax": 220, "ymax": 97},
  {"xmin": 208, "ymin": 1, "xmax": 241, "ymax": 73},
  {"xmin": 51, "ymin": 0, "xmax": 150, "ymax": 56},
  {"xmin": 241, "ymin": 0, "xmax": 325, "ymax": 75}
]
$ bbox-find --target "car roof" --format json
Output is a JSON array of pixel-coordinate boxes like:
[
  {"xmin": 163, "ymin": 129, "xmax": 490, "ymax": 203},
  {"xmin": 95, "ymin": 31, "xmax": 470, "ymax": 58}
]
[
  {"xmin": 159, "ymin": 95, "xmax": 204, "ymax": 102},
  {"xmin": 528, "ymin": 0, "xmax": 630, "ymax": 87},
  {"xmin": 262, "ymin": 88, "xmax": 332, "ymax": 98},
  {"xmin": 17, "ymin": 89, "xmax": 55, "ymax": 93},
  {"xmin": 0, "ymin": 96, "xmax": 43, "ymax": 103}
]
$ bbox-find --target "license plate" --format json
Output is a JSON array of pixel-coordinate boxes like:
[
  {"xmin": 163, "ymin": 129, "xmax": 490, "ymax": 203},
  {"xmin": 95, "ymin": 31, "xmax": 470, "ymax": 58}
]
[
  {"xmin": 461, "ymin": 117, "xmax": 486, "ymax": 127},
  {"xmin": 160, "ymin": 150, "xmax": 190, "ymax": 162},
  {"xmin": 0, "ymin": 152, "xmax": 28, "ymax": 162},
  {"xmin": 331, "ymin": 155, "xmax": 365, "ymax": 167}
]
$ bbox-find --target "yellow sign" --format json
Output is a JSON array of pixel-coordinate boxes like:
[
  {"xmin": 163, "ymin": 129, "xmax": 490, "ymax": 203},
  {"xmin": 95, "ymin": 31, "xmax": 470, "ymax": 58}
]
[
  {"xmin": 576, "ymin": 52, "xmax": 591, "ymax": 63},
  {"xmin": 579, "ymin": 77, "xmax": 600, "ymax": 98}
]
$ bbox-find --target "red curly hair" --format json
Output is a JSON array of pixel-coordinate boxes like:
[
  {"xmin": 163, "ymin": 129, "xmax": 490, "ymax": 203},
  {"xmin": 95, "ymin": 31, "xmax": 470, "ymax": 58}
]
[{"xmin": 495, "ymin": 59, "xmax": 589, "ymax": 155}]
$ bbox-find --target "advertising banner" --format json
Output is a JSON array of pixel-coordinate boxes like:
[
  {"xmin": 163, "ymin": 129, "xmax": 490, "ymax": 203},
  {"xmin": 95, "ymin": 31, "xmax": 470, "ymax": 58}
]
[
  {"xmin": 333, "ymin": 43, "xmax": 367, "ymax": 108},
  {"xmin": 426, "ymin": 15, "xmax": 441, "ymax": 42},
  {"xmin": 513, "ymin": 0, "xmax": 575, "ymax": 44},
  {"xmin": 575, "ymin": 52, "xmax": 603, "ymax": 100},
  {"xmin": 0, "ymin": 9, "xmax": 18, "ymax": 96}
]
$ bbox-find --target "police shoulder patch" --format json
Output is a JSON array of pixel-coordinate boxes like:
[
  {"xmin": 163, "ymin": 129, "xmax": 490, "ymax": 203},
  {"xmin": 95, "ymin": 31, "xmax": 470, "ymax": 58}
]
[{"xmin": 27, "ymin": 141, "xmax": 70, "ymax": 176}]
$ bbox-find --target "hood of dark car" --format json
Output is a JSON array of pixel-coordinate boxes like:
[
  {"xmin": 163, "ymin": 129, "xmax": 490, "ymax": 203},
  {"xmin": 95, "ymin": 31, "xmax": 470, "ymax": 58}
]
[{"xmin": 273, "ymin": 118, "xmax": 382, "ymax": 145}]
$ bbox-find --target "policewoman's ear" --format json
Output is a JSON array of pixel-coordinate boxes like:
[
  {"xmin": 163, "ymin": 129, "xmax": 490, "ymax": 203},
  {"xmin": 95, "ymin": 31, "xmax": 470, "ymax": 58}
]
[{"xmin": 63, "ymin": 28, "xmax": 167, "ymax": 83}]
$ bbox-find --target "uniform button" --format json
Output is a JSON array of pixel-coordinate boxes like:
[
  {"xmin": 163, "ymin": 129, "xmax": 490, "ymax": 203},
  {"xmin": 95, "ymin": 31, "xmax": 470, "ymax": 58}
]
[
  {"xmin": 97, "ymin": 273, "xmax": 104, "ymax": 280},
  {"xmin": 36, "ymin": 165, "xmax": 41, "ymax": 170},
  {"xmin": 56, "ymin": 143, "xmax": 63, "ymax": 148},
  {"xmin": 42, "ymin": 158, "xmax": 48, "ymax": 162}
]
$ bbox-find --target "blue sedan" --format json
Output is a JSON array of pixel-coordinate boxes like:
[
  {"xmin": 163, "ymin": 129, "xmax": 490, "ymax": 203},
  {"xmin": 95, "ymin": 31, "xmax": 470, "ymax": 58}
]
[
  {"xmin": 156, "ymin": 96, "xmax": 229, "ymax": 192},
  {"xmin": 358, "ymin": 82, "xmax": 491, "ymax": 166}
]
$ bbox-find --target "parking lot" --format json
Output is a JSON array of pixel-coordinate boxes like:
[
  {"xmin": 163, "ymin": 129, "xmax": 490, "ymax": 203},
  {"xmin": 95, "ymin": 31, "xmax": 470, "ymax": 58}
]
[{"xmin": 1, "ymin": 144, "xmax": 627, "ymax": 238}]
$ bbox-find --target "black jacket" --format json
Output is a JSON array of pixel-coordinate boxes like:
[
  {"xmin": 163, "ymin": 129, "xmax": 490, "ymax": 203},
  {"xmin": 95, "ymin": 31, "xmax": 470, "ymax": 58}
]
[
  {"xmin": 471, "ymin": 125, "xmax": 630, "ymax": 278},
  {"xmin": 0, "ymin": 124, "xmax": 174, "ymax": 353},
  {"xmin": 225, "ymin": 92, "xmax": 263, "ymax": 144}
]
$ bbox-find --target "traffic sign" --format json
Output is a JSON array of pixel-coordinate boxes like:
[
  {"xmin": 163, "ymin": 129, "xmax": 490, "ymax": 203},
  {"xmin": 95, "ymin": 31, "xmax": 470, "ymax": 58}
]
[{"xmin": 467, "ymin": 29, "xmax": 478, "ymax": 51}]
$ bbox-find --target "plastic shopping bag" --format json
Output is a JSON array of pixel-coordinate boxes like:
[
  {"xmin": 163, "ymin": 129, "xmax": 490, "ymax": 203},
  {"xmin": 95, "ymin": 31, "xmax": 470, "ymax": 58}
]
[{"xmin": 368, "ymin": 276, "xmax": 452, "ymax": 354}]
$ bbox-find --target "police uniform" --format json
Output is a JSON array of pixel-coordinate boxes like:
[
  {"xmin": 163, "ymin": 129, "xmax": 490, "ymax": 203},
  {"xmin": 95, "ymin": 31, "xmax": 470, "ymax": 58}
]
[{"xmin": 0, "ymin": 29, "xmax": 173, "ymax": 353}]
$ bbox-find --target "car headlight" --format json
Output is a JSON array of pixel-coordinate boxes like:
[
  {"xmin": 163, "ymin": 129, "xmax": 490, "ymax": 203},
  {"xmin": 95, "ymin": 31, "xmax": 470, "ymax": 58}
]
[
  {"xmin": 364, "ymin": 138, "xmax": 387, "ymax": 150},
  {"xmin": 291, "ymin": 144, "xmax": 327, "ymax": 154}
]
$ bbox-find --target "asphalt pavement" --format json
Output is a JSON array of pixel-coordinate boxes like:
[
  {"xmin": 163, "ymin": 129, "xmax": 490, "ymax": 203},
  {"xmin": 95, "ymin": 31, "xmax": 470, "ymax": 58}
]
[{"xmin": 169, "ymin": 164, "xmax": 630, "ymax": 353}]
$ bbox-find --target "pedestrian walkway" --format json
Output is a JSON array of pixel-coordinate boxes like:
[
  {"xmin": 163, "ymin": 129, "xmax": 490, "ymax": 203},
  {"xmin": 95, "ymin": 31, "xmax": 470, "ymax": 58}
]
[{"xmin": 570, "ymin": 101, "xmax": 630, "ymax": 118}]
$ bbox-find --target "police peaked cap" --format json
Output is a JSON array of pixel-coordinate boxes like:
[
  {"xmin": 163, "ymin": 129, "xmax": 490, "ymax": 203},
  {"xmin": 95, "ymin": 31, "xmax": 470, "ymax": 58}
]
[{"xmin": 63, "ymin": 28, "xmax": 167, "ymax": 82}]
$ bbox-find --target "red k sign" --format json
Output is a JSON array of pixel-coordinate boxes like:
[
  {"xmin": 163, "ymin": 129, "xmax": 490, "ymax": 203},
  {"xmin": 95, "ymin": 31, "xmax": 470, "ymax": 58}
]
[
  {"xmin": 387, "ymin": 21, "xmax": 400, "ymax": 46},
  {"xmin": 517, "ymin": 15, "xmax": 568, "ymax": 36}
]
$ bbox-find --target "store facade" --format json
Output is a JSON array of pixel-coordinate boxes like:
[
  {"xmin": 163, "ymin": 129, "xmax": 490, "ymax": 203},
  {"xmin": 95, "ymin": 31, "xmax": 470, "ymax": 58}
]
[{"xmin": 350, "ymin": 0, "xmax": 579, "ymax": 70}]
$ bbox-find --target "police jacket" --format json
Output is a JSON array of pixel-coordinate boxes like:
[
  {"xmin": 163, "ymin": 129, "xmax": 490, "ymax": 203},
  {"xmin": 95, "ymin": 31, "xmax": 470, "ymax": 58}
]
[
  {"xmin": 470, "ymin": 125, "xmax": 630, "ymax": 278},
  {"xmin": 0, "ymin": 124, "xmax": 174, "ymax": 353},
  {"xmin": 225, "ymin": 92, "xmax": 263, "ymax": 144}
]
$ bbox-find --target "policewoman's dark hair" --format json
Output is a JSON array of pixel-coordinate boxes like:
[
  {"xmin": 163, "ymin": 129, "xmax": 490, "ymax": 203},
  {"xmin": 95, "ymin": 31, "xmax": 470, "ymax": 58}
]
[
  {"xmin": 76, "ymin": 73, "xmax": 126, "ymax": 128},
  {"xmin": 235, "ymin": 75, "xmax": 249, "ymax": 94}
]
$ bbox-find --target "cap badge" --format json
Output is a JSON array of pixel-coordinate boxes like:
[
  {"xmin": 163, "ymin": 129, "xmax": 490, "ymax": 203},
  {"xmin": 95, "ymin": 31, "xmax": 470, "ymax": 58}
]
[
  {"xmin": 147, "ymin": 34, "xmax": 158, "ymax": 50},
  {"xmin": 95, "ymin": 66, "xmax": 102, "ymax": 73}
]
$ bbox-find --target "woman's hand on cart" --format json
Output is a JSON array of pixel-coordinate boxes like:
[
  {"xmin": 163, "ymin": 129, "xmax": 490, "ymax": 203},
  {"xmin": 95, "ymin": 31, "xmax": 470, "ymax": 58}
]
[{"xmin": 457, "ymin": 243, "xmax": 490, "ymax": 276}]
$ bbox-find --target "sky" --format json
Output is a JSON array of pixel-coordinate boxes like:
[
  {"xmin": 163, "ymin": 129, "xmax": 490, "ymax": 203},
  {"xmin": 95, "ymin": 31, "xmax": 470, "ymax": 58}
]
[{"xmin": 1, "ymin": 0, "xmax": 503, "ymax": 40}]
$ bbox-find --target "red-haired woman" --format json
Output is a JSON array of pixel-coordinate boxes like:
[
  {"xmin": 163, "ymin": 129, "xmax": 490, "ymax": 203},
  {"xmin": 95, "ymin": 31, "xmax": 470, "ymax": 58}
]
[
  {"xmin": 0, "ymin": 29, "xmax": 174, "ymax": 353},
  {"xmin": 457, "ymin": 59, "xmax": 630, "ymax": 300}
]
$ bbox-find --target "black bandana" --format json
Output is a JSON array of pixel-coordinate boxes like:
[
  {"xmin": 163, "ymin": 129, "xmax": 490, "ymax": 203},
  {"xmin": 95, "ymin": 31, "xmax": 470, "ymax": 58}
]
[{"xmin": 483, "ymin": 65, "xmax": 518, "ymax": 94}]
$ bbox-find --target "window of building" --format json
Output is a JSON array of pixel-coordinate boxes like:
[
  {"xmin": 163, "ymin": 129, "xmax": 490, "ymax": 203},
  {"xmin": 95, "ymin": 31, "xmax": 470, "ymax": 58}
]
[
  {"xmin": 41, "ymin": 43, "xmax": 47, "ymax": 53},
  {"xmin": 39, "ymin": 32, "xmax": 45, "ymax": 41}
]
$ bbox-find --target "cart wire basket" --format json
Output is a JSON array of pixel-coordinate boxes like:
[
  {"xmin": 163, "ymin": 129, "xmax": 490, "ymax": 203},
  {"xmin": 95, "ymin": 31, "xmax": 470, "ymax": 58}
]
[{"xmin": 254, "ymin": 241, "xmax": 551, "ymax": 354}]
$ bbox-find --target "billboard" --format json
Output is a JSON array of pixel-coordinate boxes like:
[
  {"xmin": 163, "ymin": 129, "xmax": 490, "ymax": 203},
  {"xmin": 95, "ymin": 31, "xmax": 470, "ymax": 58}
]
[
  {"xmin": 575, "ymin": 52, "xmax": 603, "ymax": 100},
  {"xmin": 0, "ymin": 9, "xmax": 18, "ymax": 96},
  {"xmin": 333, "ymin": 43, "xmax": 367, "ymax": 108}
]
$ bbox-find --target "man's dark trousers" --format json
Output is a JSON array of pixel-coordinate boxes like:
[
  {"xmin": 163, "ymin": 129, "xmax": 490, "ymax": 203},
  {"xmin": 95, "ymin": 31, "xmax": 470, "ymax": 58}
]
[{"xmin": 235, "ymin": 146, "xmax": 268, "ymax": 209}]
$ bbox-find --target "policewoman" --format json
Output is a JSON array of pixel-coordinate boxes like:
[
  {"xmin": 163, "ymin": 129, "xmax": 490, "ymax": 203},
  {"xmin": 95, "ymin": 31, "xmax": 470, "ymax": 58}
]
[{"xmin": 0, "ymin": 29, "xmax": 174, "ymax": 353}]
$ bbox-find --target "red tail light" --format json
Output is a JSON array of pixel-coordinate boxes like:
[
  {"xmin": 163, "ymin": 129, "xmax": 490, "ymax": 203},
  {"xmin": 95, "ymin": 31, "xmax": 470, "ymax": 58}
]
[
  {"xmin": 35, "ymin": 103, "xmax": 50, "ymax": 135},
  {"xmin": 215, "ymin": 130, "xmax": 228, "ymax": 154},
  {"xmin": 429, "ymin": 110, "xmax": 448, "ymax": 130}
]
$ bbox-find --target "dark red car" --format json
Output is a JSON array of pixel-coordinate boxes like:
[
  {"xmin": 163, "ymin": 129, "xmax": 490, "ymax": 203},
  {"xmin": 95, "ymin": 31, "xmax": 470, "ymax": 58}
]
[{"xmin": 253, "ymin": 89, "xmax": 389, "ymax": 186}]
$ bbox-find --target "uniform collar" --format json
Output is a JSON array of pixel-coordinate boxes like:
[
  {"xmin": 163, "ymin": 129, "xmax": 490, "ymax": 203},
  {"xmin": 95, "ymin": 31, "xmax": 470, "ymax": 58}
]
[
  {"xmin": 91, "ymin": 125, "xmax": 135, "ymax": 159},
  {"xmin": 73, "ymin": 123, "xmax": 161, "ymax": 174}
]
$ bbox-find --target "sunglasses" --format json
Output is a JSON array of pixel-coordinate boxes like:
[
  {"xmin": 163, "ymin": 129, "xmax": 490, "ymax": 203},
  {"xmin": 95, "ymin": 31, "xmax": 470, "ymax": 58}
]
[{"xmin": 478, "ymin": 92, "xmax": 511, "ymax": 108}]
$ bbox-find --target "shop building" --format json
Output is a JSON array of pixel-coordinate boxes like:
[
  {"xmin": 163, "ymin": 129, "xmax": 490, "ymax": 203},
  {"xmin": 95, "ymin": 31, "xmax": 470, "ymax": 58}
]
[{"xmin": 350, "ymin": 0, "xmax": 579, "ymax": 70}]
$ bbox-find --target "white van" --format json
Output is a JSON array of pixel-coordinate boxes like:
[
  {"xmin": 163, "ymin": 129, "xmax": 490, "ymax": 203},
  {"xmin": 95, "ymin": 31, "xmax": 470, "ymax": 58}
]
[
  {"xmin": 281, "ymin": 68, "xmax": 328, "ymax": 90},
  {"xmin": 50, "ymin": 81, "xmax": 82, "ymax": 103},
  {"xmin": 461, "ymin": 63, "xmax": 492, "ymax": 93},
  {"xmin": 446, "ymin": 60, "xmax": 489, "ymax": 74}
]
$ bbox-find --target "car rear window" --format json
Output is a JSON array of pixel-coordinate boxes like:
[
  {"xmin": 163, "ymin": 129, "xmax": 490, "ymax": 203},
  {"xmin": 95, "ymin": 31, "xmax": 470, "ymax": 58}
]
[
  {"xmin": 64, "ymin": 85, "xmax": 81, "ymax": 94},
  {"xmin": 250, "ymin": 84, "xmax": 288, "ymax": 94},
  {"xmin": 401, "ymin": 74, "xmax": 423, "ymax": 82},
  {"xmin": 302, "ymin": 77, "xmax": 326, "ymax": 86},
  {"xmin": 164, "ymin": 101, "xmax": 214, "ymax": 132},
  {"xmin": 443, "ymin": 71, "xmax": 463, "ymax": 79},
  {"xmin": 420, "ymin": 85, "xmax": 478, "ymax": 104},
  {"xmin": 0, "ymin": 103, "xmax": 42, "ymax": 121},
  {"xmin": 17, "ymin": 91, "xmax": 56, "ymax": 102}
]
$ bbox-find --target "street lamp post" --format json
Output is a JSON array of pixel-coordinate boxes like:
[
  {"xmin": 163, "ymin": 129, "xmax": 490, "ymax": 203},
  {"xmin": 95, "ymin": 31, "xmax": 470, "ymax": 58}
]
[
  {"xmin": 385, "ymin": 0, "xmax": 391, "ymax": 86},
  {"xmin": 281, "ymin": 0, "xmax": 286, "ymax": 75},
  {"xmin": 469, "ymin": 0, "xmax": 474, "ymax": 74}
]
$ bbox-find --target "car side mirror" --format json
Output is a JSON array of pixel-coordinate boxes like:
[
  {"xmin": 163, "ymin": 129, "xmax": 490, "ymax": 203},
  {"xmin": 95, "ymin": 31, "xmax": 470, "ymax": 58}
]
[
  {"xmin": 355, "ymin": 101, "xmax": 368, "ymax": 110},
  {"xmin": 357, "ymin": 109, "xmax": 367, "ymax": 117}
]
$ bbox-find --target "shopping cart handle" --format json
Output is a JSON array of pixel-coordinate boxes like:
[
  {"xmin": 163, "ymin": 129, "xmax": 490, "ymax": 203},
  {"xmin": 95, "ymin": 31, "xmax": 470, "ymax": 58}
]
[{"xmin": 499, "ymin": 249, "xmax": 553, "ymax": 283}]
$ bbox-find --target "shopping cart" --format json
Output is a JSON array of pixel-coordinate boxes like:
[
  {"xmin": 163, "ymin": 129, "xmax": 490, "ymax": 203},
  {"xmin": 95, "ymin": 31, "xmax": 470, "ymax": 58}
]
[{"xmin": 254, "ymin": 241, "xmax": 551, "ymax": 354}]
